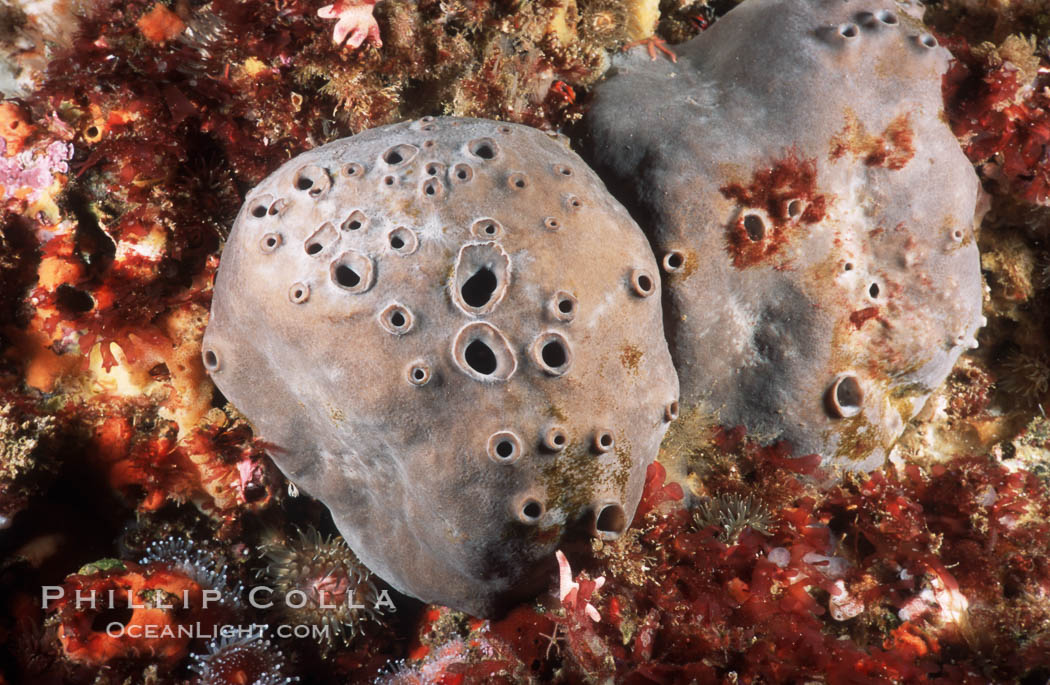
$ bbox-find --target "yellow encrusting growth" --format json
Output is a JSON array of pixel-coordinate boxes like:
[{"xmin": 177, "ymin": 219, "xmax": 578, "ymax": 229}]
[{"xmin": 625, "ymin": 0, "xmax": 661, "ymax": 41}]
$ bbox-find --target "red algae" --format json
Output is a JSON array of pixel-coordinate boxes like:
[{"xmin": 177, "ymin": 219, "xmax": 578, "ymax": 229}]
[
  {"xmin": 719, "ymin": 152, "xmax": 829, "ymax": 268},
  {"xmin": 942, "ymin": 35, "xmax": 1050, "ymax": 206},
  {"xmin": 378, "ymin": 427, "xmax": 1050, "ymax": 683}
]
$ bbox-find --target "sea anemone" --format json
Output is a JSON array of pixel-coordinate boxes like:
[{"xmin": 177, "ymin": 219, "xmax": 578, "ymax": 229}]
[
  {"xmin": 50, "ymin": 559, "xmax": 222, "ymax": 667},
  {"xmin": 1000, "ymin": 352, "xmax": 1050, "ymax": 402},
  {"xmin": 693, "ymin": 493, "xmax": 773, "ymax": 544},
  {"xmin": 141, "ymin": 535, "xmax": 245, "ymax": 612},
  {"xmin": 259, "ymin": 527, "xmax": 381, "ymax": 651},
  {"xmin": 189, "ymin": 634, "xmax": 297, "ymax": 685},
  {"xmin": 375, "ymin": 637, "xmax": 506, "ymax": 685}
]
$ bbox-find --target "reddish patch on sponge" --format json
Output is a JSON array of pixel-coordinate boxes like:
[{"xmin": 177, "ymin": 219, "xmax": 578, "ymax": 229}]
[
  {"xmin": 867, "ymin": 114, "xmax": 915, "ymax": 169},
  {"xmin": 829, "ymin": 111, "xmax": 916, "ymax": 170},
  {"xmin": 720, "ymin": 153, "xmax": 828, "ymax": 268},
  {"xmin": 850, "ymin": 306, "xmax": 880, "ymax": 329}
]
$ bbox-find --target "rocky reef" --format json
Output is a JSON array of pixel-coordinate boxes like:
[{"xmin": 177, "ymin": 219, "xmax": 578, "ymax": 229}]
[{"xmin": 1, "ymin": 0, "xmax": 1050, "ymax": 682}]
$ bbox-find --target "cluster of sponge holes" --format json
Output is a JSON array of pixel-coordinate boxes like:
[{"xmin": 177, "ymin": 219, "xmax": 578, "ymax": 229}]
[
  {"xmin": 734, "ymin": 201, "xmax": 802, "ymax": 244},
  {"xmin": 379, "ymin": 303, "xmax": 414, "ymax": 335},
  {"xmin": 856, "ymin": 8, "xmax": 899, "ymax": 28},
  {"xmin": 591, "ymin": 502, "xmax": 628, "ymax": 540},
  {"xmin": 818, "ymin": 11, "xmax": 897, "ymax": 45},
  {"xmin": 630, "ymin": 269, "xmax": 656, "ymax": 298},
  {"xmin": 550, "ymin": 291, "xmax": 577, "ymax": 322},
  {"xmin": 452, "ymin": 242, "xmax": 511, "ymax": 316},
  {"xmin": 292, "ymin": 164, "xmax": 332, "ymax": 199},
  {"xmin": 487, "ymin": 431, "xmax": 523, "ymax": 464},
  {"xmin": 530, "ymin": 331, "xmax": 572, "ymax": 376},
  {"xmin": 247, "ymin": 193, "xmax": 290, "ymax": 220},
  {"xmin": 516, "ymin": 493, "xmax": 627, "ymax": 538},
  {"xmin": 330, "ymin": 251, "xmax": 375, "ymax": 293},
  {"xmin": 834, "ymin": 8, "xmax": 898, "ymax": 39},
  {"xmin": 452, "ymin": 321, "xmax": 517, "ymax": 381},
  {"xmin": 471, "ymin": 218, "xmax": 503, "ymax": 239},
  {"xmin": 487, "ymin": 420, "xmax": 567, "ymax": 461},
  {"xmin": 372, "ymin": 144, "xmax": 420, "ymax": 192},
  {"xmin": 415, "ymin": 116, "xmax": 438, "ymax": 133},
  {"xmin": 484, "ymin": 422, "xmax": 570, "ymax": 469},
  {"xmin": 825, "ymin": 373, "xmax": 863, "ymax": 418}
]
